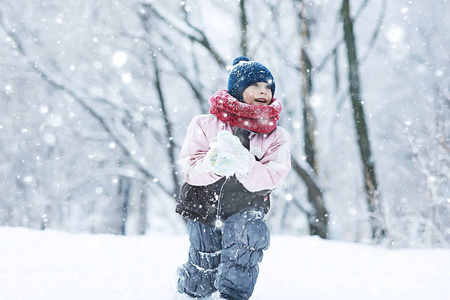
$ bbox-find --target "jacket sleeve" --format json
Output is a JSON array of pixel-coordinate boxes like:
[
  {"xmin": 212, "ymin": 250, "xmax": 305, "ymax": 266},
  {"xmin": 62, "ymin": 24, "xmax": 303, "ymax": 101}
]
[
  {"xmin": 179, "ymin": 116, "xmax": 223, "ymax": 186},
  {"xmin": 238, "ymin": 127, "xmax": 291, "ymax": 192}
]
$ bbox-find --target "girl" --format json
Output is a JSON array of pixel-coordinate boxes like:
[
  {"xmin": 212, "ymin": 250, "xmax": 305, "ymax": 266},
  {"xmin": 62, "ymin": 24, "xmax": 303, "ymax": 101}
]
[{"xmin": 176, "ymin": 56, "xmax": 291, "ymax": 300}]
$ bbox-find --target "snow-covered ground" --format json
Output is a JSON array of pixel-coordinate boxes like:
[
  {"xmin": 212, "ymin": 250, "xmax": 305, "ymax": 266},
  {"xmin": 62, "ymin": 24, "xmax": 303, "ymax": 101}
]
[{"xmin": 1, "ymin": 227, "xmax": 449, "ymax": 300}]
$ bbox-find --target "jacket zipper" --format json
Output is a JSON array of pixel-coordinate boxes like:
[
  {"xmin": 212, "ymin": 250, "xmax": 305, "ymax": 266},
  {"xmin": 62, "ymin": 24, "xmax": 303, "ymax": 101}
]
[{"xmin": 215, "ymin": 176, "xmax": 229, "ymax": 229}]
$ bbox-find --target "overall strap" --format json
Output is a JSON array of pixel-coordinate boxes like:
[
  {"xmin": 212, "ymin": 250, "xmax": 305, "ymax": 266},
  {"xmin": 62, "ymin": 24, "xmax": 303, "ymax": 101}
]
[{"xmin": 234, "ymin": 127, "xmax": 251, "ymax": 150}]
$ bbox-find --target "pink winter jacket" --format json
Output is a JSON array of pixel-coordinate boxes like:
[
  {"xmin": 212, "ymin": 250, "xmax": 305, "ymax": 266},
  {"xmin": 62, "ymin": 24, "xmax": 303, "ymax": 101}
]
[{"xmin": 179, "ymin": 114, "xmax": 291, "ymax": 192}]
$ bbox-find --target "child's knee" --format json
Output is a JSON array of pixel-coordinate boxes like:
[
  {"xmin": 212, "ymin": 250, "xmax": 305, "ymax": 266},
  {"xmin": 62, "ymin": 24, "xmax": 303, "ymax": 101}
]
[
  {"xmin": 222, "ymin": 208, "xmax": 270, "ymax": 251},
  {"xmin": 242, "ymin": 217, "xmax": 270, "ymax": 250}
]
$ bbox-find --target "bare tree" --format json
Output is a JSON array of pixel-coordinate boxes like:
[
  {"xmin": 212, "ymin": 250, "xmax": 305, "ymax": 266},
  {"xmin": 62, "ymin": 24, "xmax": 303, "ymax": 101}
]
[
  {"xmin": 0, "ymin": 3, "xmax": 178, "ymax": 234},
  {"xmin": 295, "ymin": 0, "xmax": 328, "ymax": 238},
  {"xmin": 340, "ymin": 0, "xmax": 386, "ymax": 241},
  {"xmin": 152, "ymin": 55, "xmax": 180, "ymax": 198},
  {"xmin": 0, "ymin": 0, "xmax": 447, "ymax": 247}
]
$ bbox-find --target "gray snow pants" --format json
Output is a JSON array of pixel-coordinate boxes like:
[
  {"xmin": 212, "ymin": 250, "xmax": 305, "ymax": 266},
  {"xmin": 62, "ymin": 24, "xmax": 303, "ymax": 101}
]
[{"xmin": 177, "ymin": 207, "xmax": 270, "ymax": 300}]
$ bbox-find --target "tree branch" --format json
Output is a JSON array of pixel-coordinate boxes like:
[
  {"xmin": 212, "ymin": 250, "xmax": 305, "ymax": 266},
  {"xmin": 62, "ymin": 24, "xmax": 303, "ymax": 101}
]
[
  {"xmin": 0, "ymin": 13, "xmax": 172, "ymax": 196},
  {"xmin": 141, "ymin": 3, "xmax": 227, "ymax": 68}
]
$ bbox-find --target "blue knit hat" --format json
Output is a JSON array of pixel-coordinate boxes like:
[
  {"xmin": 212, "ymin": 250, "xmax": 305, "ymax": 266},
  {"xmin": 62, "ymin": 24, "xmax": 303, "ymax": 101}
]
[{"xmin": 227, "ymin": 56, "xmax": 275, "ymax": 102}]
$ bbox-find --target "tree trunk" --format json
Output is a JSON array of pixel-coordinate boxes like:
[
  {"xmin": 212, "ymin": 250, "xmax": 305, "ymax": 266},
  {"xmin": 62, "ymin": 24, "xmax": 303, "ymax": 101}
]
[
  {"xmin": 291, "ymin": 158, "xmax": 328, "ymax": 238},
  {"xmin": 299, "ymin": 5, "xmax": 317, "ymax": 174},
  {"xmin": 341, "ymin": 0, "xmax": 386, "ymax": 241},
  {"xmin": 297, "ymin": 0, "xmax": 328, "ymax": 238},
  {"xmin": 239, "ymin": 0, "xmax": 248, "ymax": 56},
  {"xmin": 333, "ymin": 48, "xmax": 340, "ymax": 93},
  {"xmin": 152, "ymin": 55, "xmax": 180, "ymax": 199},
  {"xmin": 138, "ymin": 186, "xmax": 148, "ymax": 235},
  {"xmin": 119, "ymin": 177, "xmax": 131, "ymax": 236}
]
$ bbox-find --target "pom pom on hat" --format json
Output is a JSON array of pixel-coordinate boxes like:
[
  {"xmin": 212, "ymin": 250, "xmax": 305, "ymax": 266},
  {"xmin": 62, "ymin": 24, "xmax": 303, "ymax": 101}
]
[
  {"xmin": 227, "ymin": 56, "xmax": 275, "ymax": 102},
  {"xmin": 232, "ymin": 56, "xmax": 250, "ymax": 65}
]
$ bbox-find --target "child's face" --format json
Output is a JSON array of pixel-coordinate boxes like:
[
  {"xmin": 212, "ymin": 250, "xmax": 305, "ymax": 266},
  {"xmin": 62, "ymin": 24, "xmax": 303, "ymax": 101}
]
[{"xmin": 242, "ymin": 82, "xmax": 273, "ymax": 106}]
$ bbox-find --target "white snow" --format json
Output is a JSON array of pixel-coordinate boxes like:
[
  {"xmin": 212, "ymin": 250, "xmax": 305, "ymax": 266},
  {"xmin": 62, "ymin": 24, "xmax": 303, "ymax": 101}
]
[{"xmin": 1, "ymin": 227, "xmax": 449, "ymax": 300}]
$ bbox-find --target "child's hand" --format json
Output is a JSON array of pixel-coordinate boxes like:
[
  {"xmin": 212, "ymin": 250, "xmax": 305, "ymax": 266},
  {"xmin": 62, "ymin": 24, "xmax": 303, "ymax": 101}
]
[
  {"xmin": 209, "ymin": 130, "xmax": 255, "ymax": 178},
  {"xmin": 205, "ymin": 148, "xmax": 237, "ymax": 177},
  {"xmin": 231, "ymin": 141, "xmax": 255, "ymax": 178},
  {"xmin": 208, "ymin": 131, "xmax": 236, "ymax": 155}
]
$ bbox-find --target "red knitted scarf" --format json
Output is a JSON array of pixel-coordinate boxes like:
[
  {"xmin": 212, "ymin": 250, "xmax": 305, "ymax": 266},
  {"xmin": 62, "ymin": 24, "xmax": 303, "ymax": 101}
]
[{"xmin": 209, "ymin": 90, "xmax": 282, "ymax": 134}]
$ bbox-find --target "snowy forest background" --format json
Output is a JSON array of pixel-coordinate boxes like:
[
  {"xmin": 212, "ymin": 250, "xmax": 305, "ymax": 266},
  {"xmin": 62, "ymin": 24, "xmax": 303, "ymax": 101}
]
[{"xmin": 0, "ymin": 0, "xmax": 448, "ymax": 248}]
